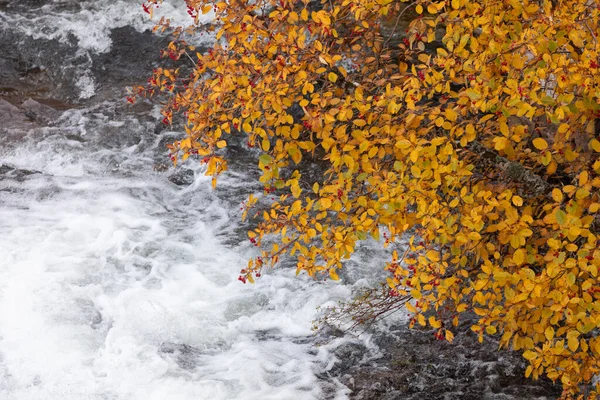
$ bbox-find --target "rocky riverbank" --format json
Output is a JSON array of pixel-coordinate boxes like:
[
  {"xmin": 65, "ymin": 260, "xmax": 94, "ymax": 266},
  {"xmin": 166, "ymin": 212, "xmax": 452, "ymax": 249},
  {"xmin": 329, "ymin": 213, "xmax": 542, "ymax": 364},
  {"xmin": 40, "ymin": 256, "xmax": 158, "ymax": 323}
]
[{"xmin": 324, "ymin": 317, "xmax": 562, "ymax": 399}]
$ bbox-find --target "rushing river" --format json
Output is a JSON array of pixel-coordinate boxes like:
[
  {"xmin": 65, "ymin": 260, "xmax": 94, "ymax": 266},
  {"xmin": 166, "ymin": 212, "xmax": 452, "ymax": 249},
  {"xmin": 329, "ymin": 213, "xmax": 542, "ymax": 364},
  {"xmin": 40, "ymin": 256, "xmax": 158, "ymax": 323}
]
[
  {"xmin": 0, "ymin": 1, "xmax": 376, "ymax": 398},
  {"xmin": 0, "ymin": 1, "xmax": 565, "ymax": 399}
]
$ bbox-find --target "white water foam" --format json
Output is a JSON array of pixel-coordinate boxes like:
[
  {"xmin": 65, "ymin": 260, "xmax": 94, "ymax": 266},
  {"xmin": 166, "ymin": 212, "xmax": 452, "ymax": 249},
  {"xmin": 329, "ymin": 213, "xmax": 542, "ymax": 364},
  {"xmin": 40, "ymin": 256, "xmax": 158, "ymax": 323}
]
[
  {"xmin": 0, "ymin": 0, "xmax": 213, "ymax": 54},
  {"xmin": 0, "ymin": 103, "xmax": 378, "ymax": 400}
]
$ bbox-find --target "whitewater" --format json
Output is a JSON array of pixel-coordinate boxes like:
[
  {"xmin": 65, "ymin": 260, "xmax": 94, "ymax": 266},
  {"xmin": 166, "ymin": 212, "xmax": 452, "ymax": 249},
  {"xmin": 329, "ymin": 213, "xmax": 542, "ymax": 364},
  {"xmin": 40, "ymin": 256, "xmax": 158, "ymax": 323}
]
[{"xmin": 0, "ymin": 1, "xmax": 381, "ymax": 398}]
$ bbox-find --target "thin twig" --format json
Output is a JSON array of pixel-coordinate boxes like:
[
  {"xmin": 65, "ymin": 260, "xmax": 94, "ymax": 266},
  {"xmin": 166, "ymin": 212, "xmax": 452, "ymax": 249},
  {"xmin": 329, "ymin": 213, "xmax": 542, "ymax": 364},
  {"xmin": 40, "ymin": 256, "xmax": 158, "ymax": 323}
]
[
  {"xmin": 383, "ymin": 2, "xmax": 417, "ymax": 49},
  {"xmin": 183, "ymin": 49, "xmax": 198, "ymax": 67}
]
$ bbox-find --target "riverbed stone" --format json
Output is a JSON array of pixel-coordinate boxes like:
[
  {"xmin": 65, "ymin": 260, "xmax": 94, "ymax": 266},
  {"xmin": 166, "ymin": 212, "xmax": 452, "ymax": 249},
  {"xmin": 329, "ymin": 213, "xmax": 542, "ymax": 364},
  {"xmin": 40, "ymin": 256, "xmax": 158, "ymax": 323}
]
[
  {"xmin": 0, "ymin": 98, "xmax": 31, "ymax": 129},
  {"xmin": 326, "ymin": 320, "xmax": 562, "ymax": 400}
]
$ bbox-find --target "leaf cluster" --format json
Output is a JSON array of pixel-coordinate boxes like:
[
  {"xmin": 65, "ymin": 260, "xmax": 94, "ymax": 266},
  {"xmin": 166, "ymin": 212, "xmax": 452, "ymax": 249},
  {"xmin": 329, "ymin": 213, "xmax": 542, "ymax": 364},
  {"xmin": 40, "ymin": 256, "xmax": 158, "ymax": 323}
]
[{"xmin": 134, "ymin": 0, "xmax": 600, "ymax": 396}]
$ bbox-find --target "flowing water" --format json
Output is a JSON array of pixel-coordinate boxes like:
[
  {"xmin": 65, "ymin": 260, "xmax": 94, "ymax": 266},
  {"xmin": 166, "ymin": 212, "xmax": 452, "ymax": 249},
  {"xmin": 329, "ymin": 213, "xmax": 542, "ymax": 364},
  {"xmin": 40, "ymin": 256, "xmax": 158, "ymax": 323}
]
[
  {"xmin": 0, "ymin": 1, "xmax": 564, "ymax": 399},
  {"xmin": 0, "ymin": 2, "xmax": 378, "ymax": 398}
]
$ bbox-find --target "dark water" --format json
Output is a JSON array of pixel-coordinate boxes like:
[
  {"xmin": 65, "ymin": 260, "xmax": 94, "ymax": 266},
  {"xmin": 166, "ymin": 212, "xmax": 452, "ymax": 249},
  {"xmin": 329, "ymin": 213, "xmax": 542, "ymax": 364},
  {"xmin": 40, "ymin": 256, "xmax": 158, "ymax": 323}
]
[{"xmin": 0, "ymin": 1, "xmax": 562, "ymax": 399}]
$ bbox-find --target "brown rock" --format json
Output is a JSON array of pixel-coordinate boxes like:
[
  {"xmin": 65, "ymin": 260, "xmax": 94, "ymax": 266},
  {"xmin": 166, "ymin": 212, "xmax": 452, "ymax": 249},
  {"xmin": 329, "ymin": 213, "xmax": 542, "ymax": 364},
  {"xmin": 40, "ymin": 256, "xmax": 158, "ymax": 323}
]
[{"xmin": 0, "ymin": 98, "xmax": 34, "ymax": 129}]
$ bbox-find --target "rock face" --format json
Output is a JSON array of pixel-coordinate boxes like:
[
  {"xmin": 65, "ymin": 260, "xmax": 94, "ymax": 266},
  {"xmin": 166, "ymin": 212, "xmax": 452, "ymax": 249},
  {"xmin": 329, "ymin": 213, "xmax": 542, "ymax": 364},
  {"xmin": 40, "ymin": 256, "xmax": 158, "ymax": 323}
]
[
  {"xmin": 0, "ymin": 0, "xmax": 87, "ymax": 12},
  {"xmin": 326, "ymin": 320, "xmax": 562, "ymax": 400},
  {"xmin": 90, "ymin": 26, "xmax": 175, "ymax": 100},
  {"xmin": 0, "ymin": 97, "xmax": 65, "ymax": 129},
  {"xmin": 0, "ymin": 23, "xmax": 186, "ymax": 102},
  {"xmin": 0, "ymin": 163, "xmax": 40, "ymax": 182},
  {"xmin": 0, "ymin": 99, "xmax": 33, "ymax": 129},
  {"xmin": 0, "ymin": 28, "xmax": 80, "ymax": 100}
]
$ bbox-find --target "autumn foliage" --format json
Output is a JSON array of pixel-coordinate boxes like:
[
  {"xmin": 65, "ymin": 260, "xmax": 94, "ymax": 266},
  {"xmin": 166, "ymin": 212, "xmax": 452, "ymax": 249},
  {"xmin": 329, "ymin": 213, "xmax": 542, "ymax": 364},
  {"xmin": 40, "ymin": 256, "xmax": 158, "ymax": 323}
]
[{"xmin": 133, "ymin": 0, "xmax": 600, "ymax": 396}]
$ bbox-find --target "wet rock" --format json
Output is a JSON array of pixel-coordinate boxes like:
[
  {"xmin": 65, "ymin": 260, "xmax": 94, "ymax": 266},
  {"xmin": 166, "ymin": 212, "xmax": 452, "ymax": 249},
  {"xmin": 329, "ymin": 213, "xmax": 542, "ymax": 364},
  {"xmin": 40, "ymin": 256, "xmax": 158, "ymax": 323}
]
[
  {"xmin": 63, "ymin": 133, "xmax": 87, "ymax": 143},
  {"xmin": 0, "ymin": 57, "xmax": 21, "ymax": 92},
  {"xmin": 329, "ymin": 341, "xmax": 369, "ymax": 376},
  {"xmin": 21, "ymin": 98, "xmax": 62, "ymax": 124},
  {"xmin": 0, "ymin": 23, "xmax": 171, "ymax": 102},
  {"xmin": 0, "ymin": 164, "xmax": 41, "ymax": 181},
  {"xmin": 0, "ymin": 96, "xmax": 67, "ymax": 132},
  {"xmin": 288, "ymin": 102, "xmax": 305, "ymax": 124},
  {"xmin": 90, "ymin": 26, "xmax": 209, "ymax": 101},
  {"xmin": 159, "ymin": 342, "xmax": 202, "ymax": 370},
  {"xmin": 168, "ymin": 169, "xmax": 195, "ymax": 186},
  {"xmin": 223, "ymin": 293, "xmax": 270, "ymax": 321},
  {"xmin": 90, "ymin": 27, "xmax": 166, "ymax": 96},
  {"xmin": 326, "ymin": 321, "xmax": 562, "ymax": 400},
  {"xmin": 0, "ymin": 98, "xmax": 33, "ymax": 129},
  {"xmin": 153, "ymin": 163, "xmax": 170, "ymax": 173},
  {"xmin": 0, "ymin": 28, "xmax": 81, "ymax": 100},
  {"xmin": 1, "ymin": 0, "xmax": 50, "ymax": 9}
]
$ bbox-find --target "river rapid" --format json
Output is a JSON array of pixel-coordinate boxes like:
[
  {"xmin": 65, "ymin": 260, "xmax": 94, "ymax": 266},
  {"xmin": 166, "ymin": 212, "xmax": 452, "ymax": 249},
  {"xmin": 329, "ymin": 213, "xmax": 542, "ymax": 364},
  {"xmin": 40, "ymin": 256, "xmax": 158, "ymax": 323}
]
[
  {"xmin": 0, "ymin": 1, "xmax": 370, "ymax": 398},
  {"xmin": 0, "ymin": 1, "xmax": 564, "ymax": 399}
]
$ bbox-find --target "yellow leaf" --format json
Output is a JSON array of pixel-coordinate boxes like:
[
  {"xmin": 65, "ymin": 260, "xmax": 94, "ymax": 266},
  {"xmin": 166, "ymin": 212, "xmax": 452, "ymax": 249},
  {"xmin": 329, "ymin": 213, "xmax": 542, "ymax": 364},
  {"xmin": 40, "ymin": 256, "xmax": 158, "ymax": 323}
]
[
  {"xmin": 445, "ymin": 108, "xmax": 458, "ymax": 122},
  {"xmin": 532, "ymin": 138, "xmax": 548, "ymax": 150},
  {"xmin": 355, "ymin": 86, "xmax": 363, "ymax": 101},
  {"xmin": 513, "ymin": 249, "xmax": 526, "ymax": 266},
  {"xmin": 415, "ymin": 4, "xmax": 423, "ymax": 14},
  {"xmin": 329, "ymin": 268, "xmax": 339, "ymax": 280},
  {"xmin": 429, "ymin": 316, "xmax": 442, "ymax": 328},
  {"xmin": 466, "ymin": 124, "xmax": 475, "ymax": 136},
  {"xmin": 261, "ymin": 139, "xmax": 270, "ymax": 151},
  {"xmin": 300, "ymin": 8, "xmax": 308, "ymax": 21},
  {"xmin": 512, "ymin": 196, "xmax": 523, "ymax": 207},
  {"xmin": 494, "ymin": 137, "xmax": 508, "ymax": 151},
  {"xmin": 540, "ymin": 151, "xmax": 552, "ymax": 166},
  {"xmin": 216, "ymin": 140, "xmax": 227, "ymax": 148},
  {"xmin": 291, "ymin": 183, "xmax": 301, "ymax": 198},
  {"xmin": 568, "ymin": 336, "xmax": 579, "ymax": 352},
  {"xmin": 591, "ymin": 139, "xmax": 600, "ymax": 152},
  {"xmin": 320, "ymin": 197, "xmax": 332, "ymax": 209},
  {"xmin": 557, "ymin": 123, "xmax": 569, "ymax": 134},
  {"xmin": 396, "ymin": 140, "xmax": 412, "ymax": 149},
  {"xmin": 328, "ymin": 72, "xmax": 338, "ymax": 83},
  {"xmin": 551, "ymin": 188, "xmax": 563, "ymax": 203},
  {"xmin": 545, "ymin": 327, "xmax": 554, "ymax": 341},
  {"xmin": 579, "ymin": 171, "xmax": 588, "ymax": 186},
  {"xmin": 468, "ymin": 232, "xmax": 481, "ymax": 240}
]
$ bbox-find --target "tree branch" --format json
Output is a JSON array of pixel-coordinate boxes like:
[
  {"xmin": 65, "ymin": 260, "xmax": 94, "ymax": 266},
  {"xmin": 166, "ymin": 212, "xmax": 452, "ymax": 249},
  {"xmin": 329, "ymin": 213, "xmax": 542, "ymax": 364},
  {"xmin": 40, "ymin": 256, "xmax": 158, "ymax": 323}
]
[{"xmin": 465, "ymin": 140, "xmax": 552, "ymax": 198}]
